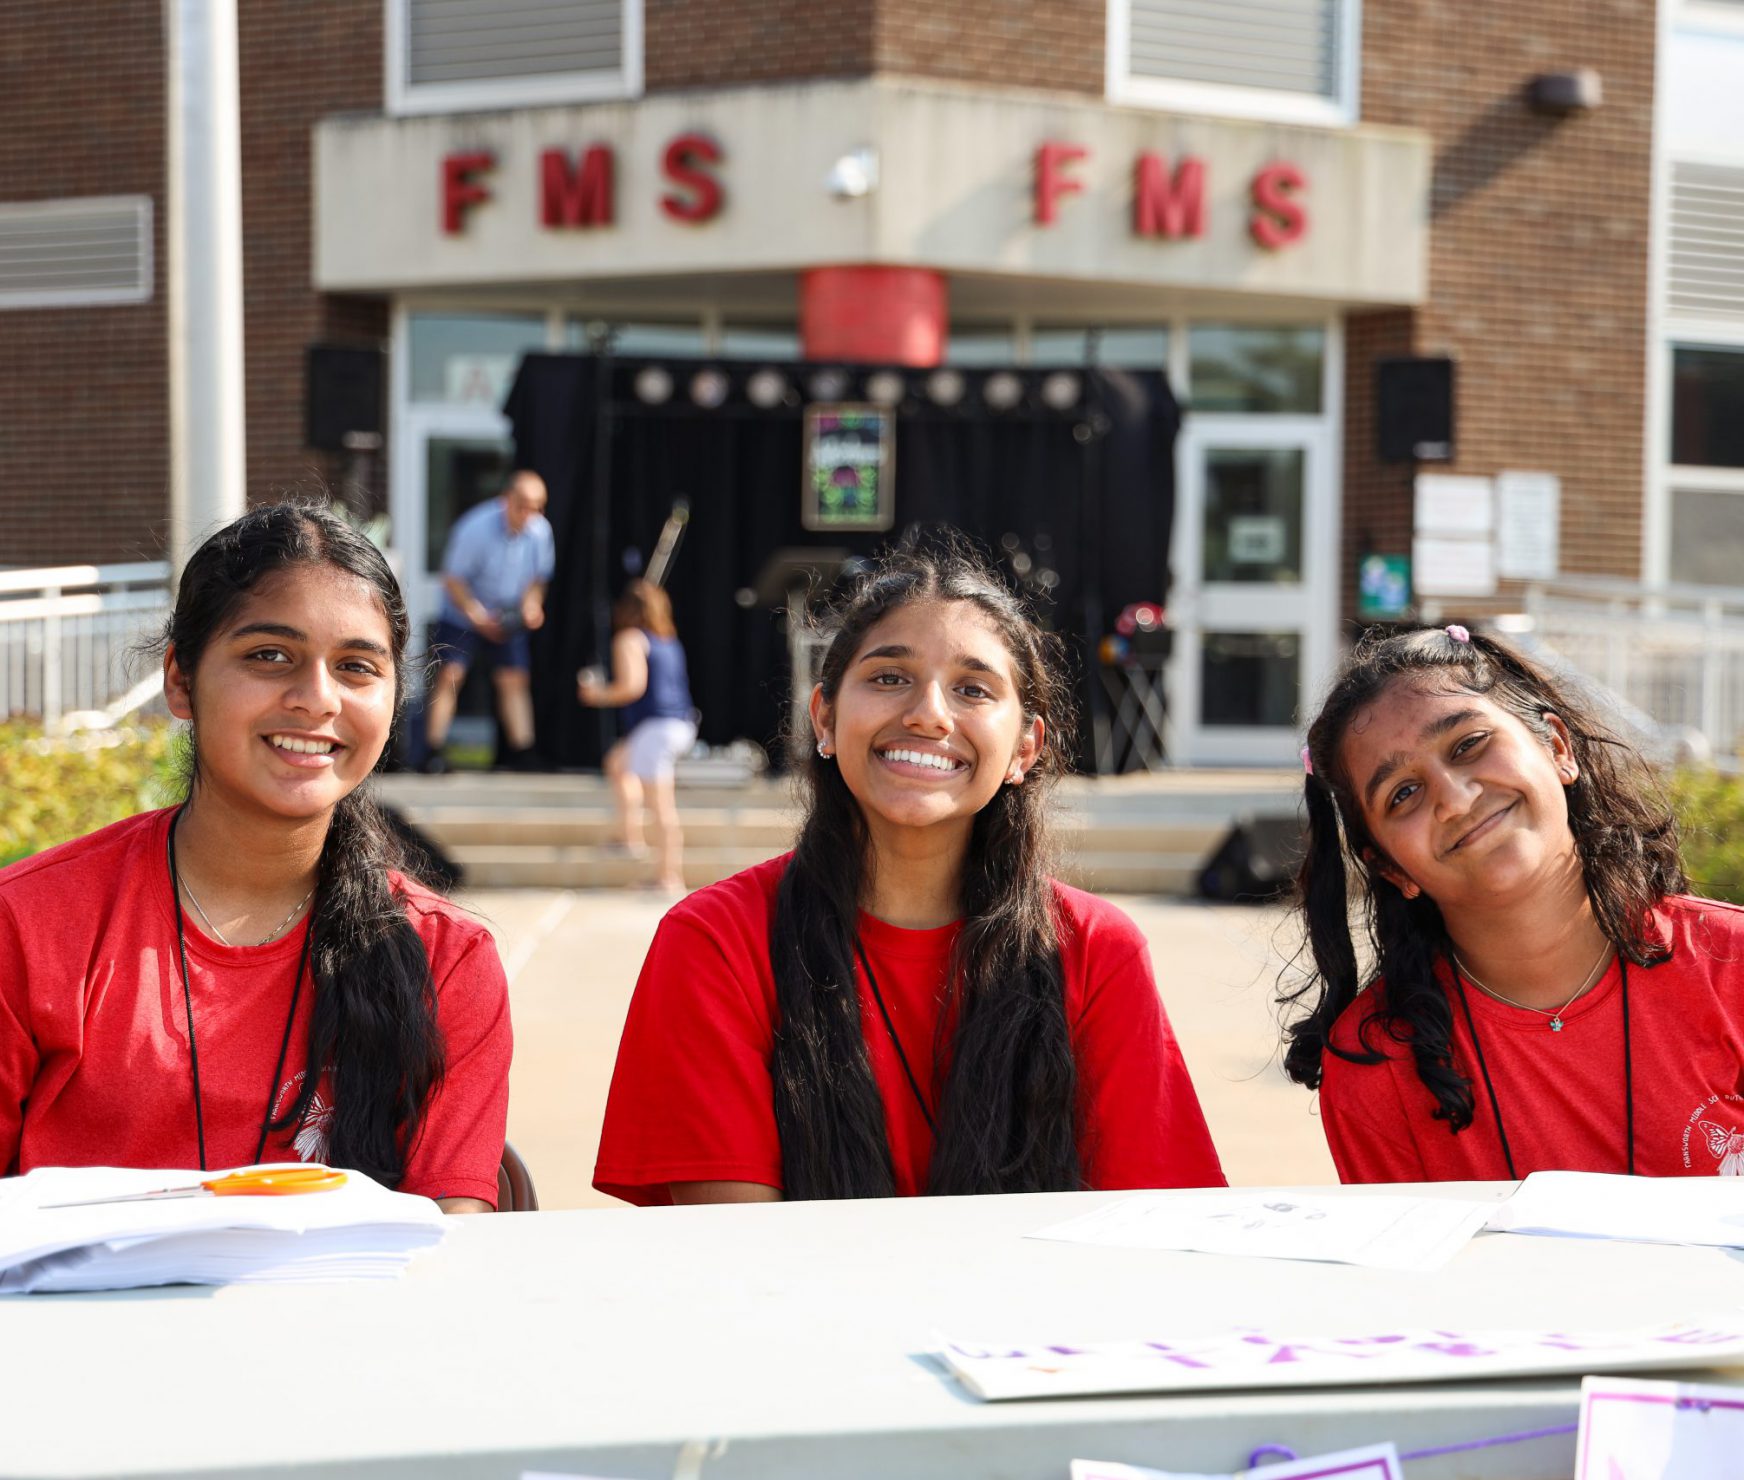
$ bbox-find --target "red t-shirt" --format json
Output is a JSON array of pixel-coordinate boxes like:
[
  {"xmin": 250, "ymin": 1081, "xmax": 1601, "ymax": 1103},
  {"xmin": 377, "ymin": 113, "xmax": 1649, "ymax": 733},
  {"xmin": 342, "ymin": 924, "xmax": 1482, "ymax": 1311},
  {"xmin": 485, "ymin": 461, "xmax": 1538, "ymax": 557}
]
[
  {"xmin": 0, "ymin": 808, "xmax": 512, "ymax": 1205},
  {"xmin": 594, "ymin": 854, "xmax": 1225, "ymax": 1204},
  {"xmin": 1321, "ymin": 895, "xmax": 1744, "ymax": 1182}
]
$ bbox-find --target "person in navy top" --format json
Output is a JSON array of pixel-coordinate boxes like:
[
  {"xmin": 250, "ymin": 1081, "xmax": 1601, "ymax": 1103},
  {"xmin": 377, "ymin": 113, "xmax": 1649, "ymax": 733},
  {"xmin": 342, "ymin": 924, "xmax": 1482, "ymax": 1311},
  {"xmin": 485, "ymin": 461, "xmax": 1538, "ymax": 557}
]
[
  {"xmin": 424, "ymin": 470, "xmax": 556, "ymax": 772},
  {"xmin": 579, "ymin": 581, "xmax": 696, "ymax": 894}
]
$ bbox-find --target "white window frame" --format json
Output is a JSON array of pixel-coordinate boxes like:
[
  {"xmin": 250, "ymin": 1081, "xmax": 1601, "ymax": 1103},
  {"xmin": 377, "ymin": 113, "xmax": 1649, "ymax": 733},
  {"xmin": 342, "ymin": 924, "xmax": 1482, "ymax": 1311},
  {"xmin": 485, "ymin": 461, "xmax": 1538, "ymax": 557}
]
[
  {"xmin": 0, "ymin": 196, "xmax": 152, "ymax": 311},
  {"xmin": 1681, "ymin": 1, "xmax": 1744, "ymax": 39},
  {"xmin": 384, "ymin": 0, "xmax": 644, "ymax": 118},
  {"xmin": 1105, "ymin": 0, "xmax": 1361, "ymax": 127}
]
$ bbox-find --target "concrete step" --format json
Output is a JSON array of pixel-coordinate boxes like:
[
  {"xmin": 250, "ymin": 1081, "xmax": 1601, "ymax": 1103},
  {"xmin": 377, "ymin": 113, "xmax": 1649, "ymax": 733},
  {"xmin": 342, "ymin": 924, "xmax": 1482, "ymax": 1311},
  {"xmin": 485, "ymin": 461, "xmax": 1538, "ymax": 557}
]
[
  {"xmin": 448, "ymin": 843, "xmax": 1210, "ymax": 894},
  {"xmin": 401, "ymin": 803, "xmax": 1222, "ymax": 859}
]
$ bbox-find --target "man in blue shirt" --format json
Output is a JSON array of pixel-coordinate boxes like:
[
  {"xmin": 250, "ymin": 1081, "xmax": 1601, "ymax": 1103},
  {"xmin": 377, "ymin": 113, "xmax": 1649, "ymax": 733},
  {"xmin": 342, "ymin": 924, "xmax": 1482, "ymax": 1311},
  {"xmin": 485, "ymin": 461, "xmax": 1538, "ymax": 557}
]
[{"xmin": 423, "ymin": 469, "xmax": 556, "ymax": 772}]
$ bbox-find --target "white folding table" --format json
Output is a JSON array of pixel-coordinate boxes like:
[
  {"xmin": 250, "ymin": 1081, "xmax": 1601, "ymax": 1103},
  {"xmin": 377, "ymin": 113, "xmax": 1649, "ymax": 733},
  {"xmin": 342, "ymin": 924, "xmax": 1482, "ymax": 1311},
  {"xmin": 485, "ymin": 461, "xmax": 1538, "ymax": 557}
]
[{"xmin": 3, "ymin": 1183, "xmax": 1741, "ymax": 1480}]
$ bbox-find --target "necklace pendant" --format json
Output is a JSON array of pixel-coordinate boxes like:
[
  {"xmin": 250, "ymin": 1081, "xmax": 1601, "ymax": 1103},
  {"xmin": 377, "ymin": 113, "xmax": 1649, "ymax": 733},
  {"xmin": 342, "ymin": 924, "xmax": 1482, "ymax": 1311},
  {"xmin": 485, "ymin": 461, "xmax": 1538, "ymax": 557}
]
[{"xmin": 1550, "ymin": 1016, "xmax": 1564, "ymax": 1032}]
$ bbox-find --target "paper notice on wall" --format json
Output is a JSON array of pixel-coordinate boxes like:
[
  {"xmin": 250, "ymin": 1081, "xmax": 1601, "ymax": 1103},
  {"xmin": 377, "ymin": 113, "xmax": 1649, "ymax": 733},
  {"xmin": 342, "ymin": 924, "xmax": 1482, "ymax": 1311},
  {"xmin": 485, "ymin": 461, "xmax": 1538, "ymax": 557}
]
[
  {"xmin": 1414, "ymin": 474, "xmax": 1494, "ymax": 535},
  {"xmin": 1072, "ymin": 1443, "xmax": 1403, "ymax": 1480},
  {"xmin": 1576, "ymin": 1376, "xmax": 1744, "ymax": 1478},
  {"xmin": 1496, "ymin": 471, "xmax": 1561, "ymax": 581},
  {"xmin": 1028, "ymin": 1191, "xmax": 1490, "ymax": 1271},
  {"xmin": 1413, "ymin": 536, "xmax": 1497, "ymax": 597}
]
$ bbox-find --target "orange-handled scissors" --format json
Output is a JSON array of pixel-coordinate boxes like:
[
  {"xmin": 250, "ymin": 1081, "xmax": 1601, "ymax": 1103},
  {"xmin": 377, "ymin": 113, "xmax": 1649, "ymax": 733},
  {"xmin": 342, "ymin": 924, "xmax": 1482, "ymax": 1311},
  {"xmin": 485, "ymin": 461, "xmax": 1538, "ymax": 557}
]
[{"xmin": 43, "ymin": 1165, "xmax": 348, "ymax": 1209}]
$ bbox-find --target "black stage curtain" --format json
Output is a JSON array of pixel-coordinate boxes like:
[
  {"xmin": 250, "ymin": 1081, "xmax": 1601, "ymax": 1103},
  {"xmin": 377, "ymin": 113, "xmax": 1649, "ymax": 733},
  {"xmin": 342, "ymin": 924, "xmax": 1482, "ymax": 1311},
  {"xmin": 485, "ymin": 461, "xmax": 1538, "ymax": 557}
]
[{"xmin": 505, "ymin": 355, "xmax": 1178, "ymax": 772}]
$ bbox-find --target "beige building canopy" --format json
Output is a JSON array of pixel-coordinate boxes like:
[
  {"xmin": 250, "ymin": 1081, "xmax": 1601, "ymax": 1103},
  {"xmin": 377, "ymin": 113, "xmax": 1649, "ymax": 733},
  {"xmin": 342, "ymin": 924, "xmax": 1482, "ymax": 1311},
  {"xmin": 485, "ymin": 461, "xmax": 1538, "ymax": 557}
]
[{"xmin": 315, "ymin": 78, "xmax": 1430, "ymax": 308}]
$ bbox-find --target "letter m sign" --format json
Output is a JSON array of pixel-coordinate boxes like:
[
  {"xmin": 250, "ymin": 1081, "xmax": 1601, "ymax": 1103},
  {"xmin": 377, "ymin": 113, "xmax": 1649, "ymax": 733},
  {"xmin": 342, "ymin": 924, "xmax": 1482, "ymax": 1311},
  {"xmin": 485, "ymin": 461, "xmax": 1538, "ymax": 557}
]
[
  {"xmin": 1134, "ymin": 155, "xmax": 1205, "ymax": 240},
  {"xmin": 541, "ymin": 147, "xmax": 615, "ymax": 228}
]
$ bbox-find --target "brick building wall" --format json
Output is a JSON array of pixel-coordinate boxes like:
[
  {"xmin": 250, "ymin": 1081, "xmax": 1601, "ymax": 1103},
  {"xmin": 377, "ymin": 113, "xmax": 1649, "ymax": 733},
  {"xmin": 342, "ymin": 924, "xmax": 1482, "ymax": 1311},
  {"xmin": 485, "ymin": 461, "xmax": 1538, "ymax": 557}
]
[
  {"xmin": 0, "ymin": 1, "xmax": 168, "ymax": 566},
  {"xmin": 1346, "ymin": 0, "xmax": 1658, "ymax": 618},
  {"xmin": 646, "ymin": 0, "xmax": 873, "ymax": 89},
  {"xmin": 237, "ymin": 0, "xmax": 388, "ymax": 511},
  {"xmin": 874, "ymin": 0, "xmax": 1103, "ymax": 94}
]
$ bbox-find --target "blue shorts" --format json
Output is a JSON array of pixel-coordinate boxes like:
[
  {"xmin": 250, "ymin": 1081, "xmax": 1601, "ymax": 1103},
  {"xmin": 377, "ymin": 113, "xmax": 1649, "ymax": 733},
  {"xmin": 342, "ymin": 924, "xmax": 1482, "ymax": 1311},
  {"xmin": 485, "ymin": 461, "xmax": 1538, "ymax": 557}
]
[{"xmin": 430, "ymin": 618, "xmax": 531, "ymax": 674}]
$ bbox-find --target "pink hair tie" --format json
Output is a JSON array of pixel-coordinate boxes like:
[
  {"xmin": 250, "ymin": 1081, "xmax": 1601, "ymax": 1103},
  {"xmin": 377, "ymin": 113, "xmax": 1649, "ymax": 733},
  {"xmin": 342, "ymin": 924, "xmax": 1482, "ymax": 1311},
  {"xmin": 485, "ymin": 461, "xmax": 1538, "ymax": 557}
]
[
  {"xmin": 1445, "ymin": 624, "xmax": 1471, "ymax": 643},
  {"xmin": 1301, "ymin": 745, "xmax": 1314, "ymax": 777}
]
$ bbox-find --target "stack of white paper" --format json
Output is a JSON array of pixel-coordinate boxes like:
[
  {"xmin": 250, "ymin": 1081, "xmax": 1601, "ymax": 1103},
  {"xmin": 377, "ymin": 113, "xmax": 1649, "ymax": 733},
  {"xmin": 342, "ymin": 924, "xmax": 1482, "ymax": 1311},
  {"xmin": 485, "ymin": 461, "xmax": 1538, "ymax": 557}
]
[
  {"xmin": 0, "ymin": 1165, "xmax": 448, "ymax": 1294},
  {"xmin": 1489, "ymin": 1172, "xmax": 1744, "ymax": 1249},
  {"xmin": 1028, "ymin": 1191, "xmax": 1492, "ymax": 1271}
]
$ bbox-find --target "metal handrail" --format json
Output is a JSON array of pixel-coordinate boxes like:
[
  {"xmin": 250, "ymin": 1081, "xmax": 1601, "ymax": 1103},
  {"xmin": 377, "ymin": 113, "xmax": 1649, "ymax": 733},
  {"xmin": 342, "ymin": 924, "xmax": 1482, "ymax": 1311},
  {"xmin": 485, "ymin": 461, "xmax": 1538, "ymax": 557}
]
[{"xmin": 0, "ymin": 562, "xmax": 168, "ymax": 597}]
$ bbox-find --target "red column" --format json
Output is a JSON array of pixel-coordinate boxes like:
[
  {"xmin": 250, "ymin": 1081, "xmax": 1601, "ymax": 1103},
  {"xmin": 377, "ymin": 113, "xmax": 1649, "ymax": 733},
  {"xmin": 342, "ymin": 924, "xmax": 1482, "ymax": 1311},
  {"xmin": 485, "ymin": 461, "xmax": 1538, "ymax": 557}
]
[{"xmin": 799, "ymin": 267, "xmax": 948, "ymax": 367}]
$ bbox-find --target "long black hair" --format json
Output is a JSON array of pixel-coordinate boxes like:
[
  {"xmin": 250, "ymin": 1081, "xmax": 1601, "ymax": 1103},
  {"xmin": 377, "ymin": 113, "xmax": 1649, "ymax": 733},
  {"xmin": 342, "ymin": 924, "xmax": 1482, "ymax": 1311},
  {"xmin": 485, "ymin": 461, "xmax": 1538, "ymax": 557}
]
[
  {"xmin": 161, "ymin": 500, "xmax": 443, "ymax": 1186},
  {"xmin": 769, "ymin": 544, "xmax": 1081, "ymax": 1199},
  {"xmin": 1281, "ymin": 625, "xmax": 1684, "ymax": 1131}
]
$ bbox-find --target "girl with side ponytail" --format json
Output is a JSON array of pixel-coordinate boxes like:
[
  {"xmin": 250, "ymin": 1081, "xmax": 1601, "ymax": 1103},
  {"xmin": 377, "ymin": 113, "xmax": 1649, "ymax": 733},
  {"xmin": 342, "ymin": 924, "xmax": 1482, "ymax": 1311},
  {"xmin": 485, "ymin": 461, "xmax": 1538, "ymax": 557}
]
[
  {"xmin": 0, "ymin": 502, "xmax": 511, "ymax": 1209},
  {"xmin": 1280, "ymin": 624, "xmax": 1744, "ymax": 1183},
  {"xmin": 594, "ymin": 542, "xmax": 1223, "ymax": 1204}
]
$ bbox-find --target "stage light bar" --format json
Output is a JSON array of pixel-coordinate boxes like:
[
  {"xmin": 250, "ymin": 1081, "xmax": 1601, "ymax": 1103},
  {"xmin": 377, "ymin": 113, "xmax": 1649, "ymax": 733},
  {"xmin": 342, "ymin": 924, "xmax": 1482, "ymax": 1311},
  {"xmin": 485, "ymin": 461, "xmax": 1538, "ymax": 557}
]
[
  {"xmin": 746, "ymin": 368, "xmax": 789, "ymax": 408},
  {"xmin": 634, "ymin": 366, "xmax": 674, "ymax": 405},
  {"xmin": 1040, "ymin": 371, "xmax": 1081, "ymax": 411},
  {"xmin": 925, "ymin": 369, "xmax": 966, "ymax": 407},
  {"xmin": 983, "ymin": 371, "xmax": 1023, "ymax": 411},
  {"xmin": 865, "ymin": 370, "xmax": 905, "ymax": 407},
  {"xmin": 690, "ymin": 368, "xmax": 730, "ymax": 408}
]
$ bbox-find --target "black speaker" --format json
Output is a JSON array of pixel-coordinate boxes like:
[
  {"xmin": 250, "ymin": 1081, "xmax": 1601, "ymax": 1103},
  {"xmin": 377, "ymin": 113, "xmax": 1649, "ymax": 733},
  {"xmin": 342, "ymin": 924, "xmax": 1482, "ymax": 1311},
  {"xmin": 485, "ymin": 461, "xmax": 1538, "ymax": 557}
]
[
  {"xmin": 1375, "ymin": 356, "xmax": 1455, "ymax": 463},
  {"xmin": 1197, "ymin": 813, "xmax": 1305, "ymax": 902},
  {"xmin": 306, "ymin": 344, "xmax": 384, "ymax": 452}
]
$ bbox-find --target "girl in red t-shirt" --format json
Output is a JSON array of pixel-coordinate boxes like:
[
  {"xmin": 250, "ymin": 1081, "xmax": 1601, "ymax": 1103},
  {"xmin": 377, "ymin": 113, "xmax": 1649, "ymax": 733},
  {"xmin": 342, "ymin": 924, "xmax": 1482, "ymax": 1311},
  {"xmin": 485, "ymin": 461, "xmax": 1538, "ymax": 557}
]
[
  {"xmin": 1284, "ymin": 624, "xmax": 1744, "ymax": 1183},
  {"xmin": 594, "ymin": 545, "xmax": 1224, "ymax": 1204},
  {"xmin": 0, "ymin": 503, "xmax": 509, "ymax": 1208}
]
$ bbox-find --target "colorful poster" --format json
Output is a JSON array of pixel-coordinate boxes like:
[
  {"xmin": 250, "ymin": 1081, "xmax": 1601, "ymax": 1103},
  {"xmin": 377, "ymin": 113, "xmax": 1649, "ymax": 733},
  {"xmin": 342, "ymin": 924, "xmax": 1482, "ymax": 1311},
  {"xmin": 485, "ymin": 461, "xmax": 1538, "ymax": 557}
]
[{"xmin": 802, "ymin": 403, "xmax": 894, "ymax": 531}]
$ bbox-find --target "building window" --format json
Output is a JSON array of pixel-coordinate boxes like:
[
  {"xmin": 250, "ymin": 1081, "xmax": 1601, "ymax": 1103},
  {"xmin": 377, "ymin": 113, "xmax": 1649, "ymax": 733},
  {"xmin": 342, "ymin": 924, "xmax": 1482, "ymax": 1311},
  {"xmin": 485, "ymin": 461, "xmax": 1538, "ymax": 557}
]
[
  {"xmin": 1673, "ymin": 346, "xmax": 1744, "ymax": 468},
  {"xmin": 0, "ymin": 196, "xmax": 151, "ymax": 310},
  {"xmin": 1031, "ymin": 326, "xmax": 1171, "ymax": 368},
  {"xmin": 719, "ymin": 323, "xmax": 801, "ymax": 361},
  {"xmin": 386, "ymin": 0, "xmax": 643, "ymax": 116},
  {"xmin": 1106, "ymin": 0, "xmax": 1358, "ymax": 126},
  {"xmin": 1199, "ymin": 632, "xmax": 1300, "ymax": 727},
  {"xmin": 1670, "ymin": 486, "xmax": 1744, "ymax": 584},
  {"xmin": 408, "ymin": 311, "xmax": 548, "ymax": 408},
  {"xmin": 945, "ymin": 326, "xmax": 1018, "ymax": 366},
  {"xmin": 1188, "ymin": 325, "xmax": 1324, "ymax": 413}
]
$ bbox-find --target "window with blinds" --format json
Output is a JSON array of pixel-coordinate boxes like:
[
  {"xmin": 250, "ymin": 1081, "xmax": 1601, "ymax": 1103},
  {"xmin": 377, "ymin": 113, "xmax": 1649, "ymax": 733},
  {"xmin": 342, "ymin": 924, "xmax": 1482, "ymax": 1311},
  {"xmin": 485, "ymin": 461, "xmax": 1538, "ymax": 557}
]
[
  {"xmin": 388, "ymin": 0, "xmax": 641, "ymax": 113},
  {"xmin": 0, "ymin": 197, "xmax": 152, "ymax": 311},
  {"xmin": 1108, "ymin": 0, "xmax": 1357, "ymax": 124},
  {"xmin": 1668, "ymin": 161, "xmax": 1744, "ymax": 323}
]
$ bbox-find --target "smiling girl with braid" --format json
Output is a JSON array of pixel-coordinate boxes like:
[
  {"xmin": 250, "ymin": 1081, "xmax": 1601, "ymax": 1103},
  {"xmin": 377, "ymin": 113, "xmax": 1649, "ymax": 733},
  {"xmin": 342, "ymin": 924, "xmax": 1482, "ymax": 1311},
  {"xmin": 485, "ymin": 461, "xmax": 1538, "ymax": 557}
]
[
  {"xmin": 0, "ymin": 503, "xmax": 511, "ymax": 1208},
  {"xmin": 1284, "ymin": 624, "xmax": 1744, "ymax": 1182},
  {"xmin": 594, "ymin": 545, "xmax": 1223, "ymax": 1203}
]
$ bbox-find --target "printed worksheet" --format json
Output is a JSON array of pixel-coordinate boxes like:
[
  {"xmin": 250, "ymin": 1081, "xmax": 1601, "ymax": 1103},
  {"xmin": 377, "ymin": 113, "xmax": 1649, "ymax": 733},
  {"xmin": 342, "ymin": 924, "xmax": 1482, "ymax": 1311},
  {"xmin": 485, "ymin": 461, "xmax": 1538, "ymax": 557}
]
[{"xmin": 1029, "ymin": 1192, "xmax": 1491, "ymax": 1271}]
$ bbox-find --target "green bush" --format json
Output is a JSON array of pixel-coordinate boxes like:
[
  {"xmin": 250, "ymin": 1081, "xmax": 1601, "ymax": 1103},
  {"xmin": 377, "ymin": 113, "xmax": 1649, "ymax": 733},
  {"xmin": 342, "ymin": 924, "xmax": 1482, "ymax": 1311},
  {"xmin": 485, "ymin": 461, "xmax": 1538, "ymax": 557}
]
[
  {"xmin": 0, "ymin": 722, "xmax": 184, "ymax": 867},
  {"xmin": 1669, "ymin": 768, "xmax": 1744, "ymax": 906}
]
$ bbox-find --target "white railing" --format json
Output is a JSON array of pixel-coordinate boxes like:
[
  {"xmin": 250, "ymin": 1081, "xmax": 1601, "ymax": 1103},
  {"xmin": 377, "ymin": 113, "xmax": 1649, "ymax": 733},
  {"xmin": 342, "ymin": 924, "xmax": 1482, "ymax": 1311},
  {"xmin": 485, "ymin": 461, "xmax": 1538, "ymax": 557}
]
[
  {"xmin": 1519, "ymin": 577, "xmax": 1744, "ymax": 770},
  {"xmin": 0, "ymin": 562, "xmax": 171, "ymax": 730}
]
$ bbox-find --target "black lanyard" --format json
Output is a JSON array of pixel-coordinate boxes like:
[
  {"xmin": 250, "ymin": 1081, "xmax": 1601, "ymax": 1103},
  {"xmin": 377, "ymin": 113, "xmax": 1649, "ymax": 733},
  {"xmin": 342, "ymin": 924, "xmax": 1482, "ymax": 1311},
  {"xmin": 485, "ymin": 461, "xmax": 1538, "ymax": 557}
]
[
  {"xmin": 853, "ymin": 940, "xmax": 937, "ymax": 1135},
  {"xmin": 1455, "ymin": 957, "xmax": 1633, "ymax": 1180},
  {"xmin": 167, "ymin": 810, "xmax": 313, "ymax": 1171}
]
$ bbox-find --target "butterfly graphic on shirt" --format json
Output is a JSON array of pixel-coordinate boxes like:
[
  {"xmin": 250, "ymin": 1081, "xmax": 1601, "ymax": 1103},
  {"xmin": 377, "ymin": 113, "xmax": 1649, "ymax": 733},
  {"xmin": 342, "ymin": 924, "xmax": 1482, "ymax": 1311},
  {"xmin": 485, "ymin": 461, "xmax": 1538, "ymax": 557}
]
[
  {"xmin": 272, "ymin": 1070, "xmax": 334, "ymax": 1164},
  {"xmin": 1697, "ymin": 1120, "xmax": 1744, "ymax": 1176}
]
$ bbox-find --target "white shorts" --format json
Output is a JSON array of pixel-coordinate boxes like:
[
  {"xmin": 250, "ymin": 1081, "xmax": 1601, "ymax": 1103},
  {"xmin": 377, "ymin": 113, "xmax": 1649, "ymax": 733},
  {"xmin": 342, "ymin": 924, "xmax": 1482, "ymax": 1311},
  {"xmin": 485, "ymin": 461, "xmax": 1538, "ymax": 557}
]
[{"xmin": 624, "ymin": 716, "xmax": 697, "ymax": 781}]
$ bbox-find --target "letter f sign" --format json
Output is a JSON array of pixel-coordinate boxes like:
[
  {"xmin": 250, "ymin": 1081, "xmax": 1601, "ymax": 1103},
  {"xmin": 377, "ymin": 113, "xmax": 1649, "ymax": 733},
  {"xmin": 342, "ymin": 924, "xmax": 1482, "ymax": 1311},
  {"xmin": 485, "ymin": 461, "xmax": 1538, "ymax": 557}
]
[{"xmin": 1034, "ymin": 143, "xmax": 1087, "ymax": 226}]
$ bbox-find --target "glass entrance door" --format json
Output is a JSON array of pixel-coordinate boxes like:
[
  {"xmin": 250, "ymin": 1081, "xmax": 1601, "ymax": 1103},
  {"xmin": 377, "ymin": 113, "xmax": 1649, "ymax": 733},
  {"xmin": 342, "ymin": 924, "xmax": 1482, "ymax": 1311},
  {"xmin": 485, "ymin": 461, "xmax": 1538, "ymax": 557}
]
[
  {"xmin": 391, "ymin": 403, "xmax": 516, "ymax": 645},
  {"xmin": 1168, "ymin": 418, "xmax": 1337, "ymax": 765}
]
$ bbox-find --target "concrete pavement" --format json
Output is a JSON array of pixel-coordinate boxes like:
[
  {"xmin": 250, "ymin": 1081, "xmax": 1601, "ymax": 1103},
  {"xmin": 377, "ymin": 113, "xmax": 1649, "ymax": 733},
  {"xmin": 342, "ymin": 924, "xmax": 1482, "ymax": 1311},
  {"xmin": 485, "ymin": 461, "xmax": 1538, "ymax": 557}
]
[{"xmin": 461, "ymin": 887, "xmax": 1337, "ymax": 1210}]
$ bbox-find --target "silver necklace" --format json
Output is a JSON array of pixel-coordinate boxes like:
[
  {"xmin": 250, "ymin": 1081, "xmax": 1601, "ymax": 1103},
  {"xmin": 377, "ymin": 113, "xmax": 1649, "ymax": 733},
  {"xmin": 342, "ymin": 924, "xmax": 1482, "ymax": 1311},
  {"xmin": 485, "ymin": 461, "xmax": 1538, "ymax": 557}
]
[
  {"xmin": 178, "ymin": 875, "xmax": 316, "ymax": 948},
  {"xmin": 1452, "ymin": 941, "xmax": 1613, "ymax": 1032}
]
